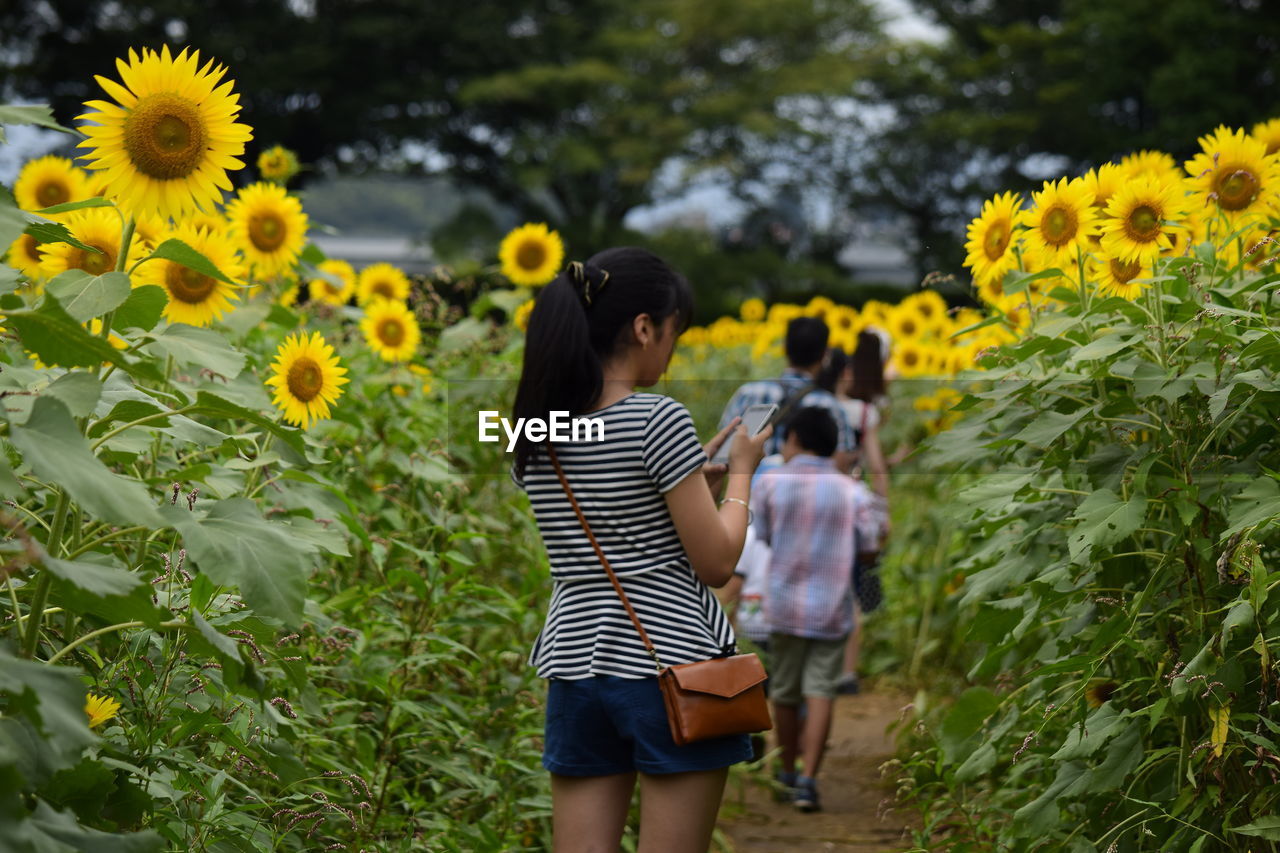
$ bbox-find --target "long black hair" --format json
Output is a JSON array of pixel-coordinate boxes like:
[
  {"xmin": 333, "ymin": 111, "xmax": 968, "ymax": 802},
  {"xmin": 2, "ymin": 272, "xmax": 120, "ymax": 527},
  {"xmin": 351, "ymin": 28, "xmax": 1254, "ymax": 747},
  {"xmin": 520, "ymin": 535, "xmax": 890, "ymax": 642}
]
[
  {"xmin": 849, "ymin": 330, "xmax": 886, "ymax": 402},
  {"xmin": 512, "ymin": 246, "xmax": 693, "ymax": 477}
]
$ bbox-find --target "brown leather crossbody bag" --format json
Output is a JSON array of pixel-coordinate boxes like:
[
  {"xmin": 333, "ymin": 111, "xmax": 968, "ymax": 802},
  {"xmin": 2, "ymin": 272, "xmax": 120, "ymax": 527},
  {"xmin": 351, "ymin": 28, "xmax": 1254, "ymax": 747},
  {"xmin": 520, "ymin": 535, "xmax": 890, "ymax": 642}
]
[{"xmin": 546, "ymin": 444, "xmax": 772, "ymax": 746}]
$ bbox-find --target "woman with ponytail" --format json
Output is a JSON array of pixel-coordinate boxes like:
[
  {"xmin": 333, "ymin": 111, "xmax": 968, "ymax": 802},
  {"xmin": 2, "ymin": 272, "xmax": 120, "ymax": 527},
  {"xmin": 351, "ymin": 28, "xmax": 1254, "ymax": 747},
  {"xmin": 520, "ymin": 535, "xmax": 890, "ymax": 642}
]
[{"xmin": 512, "ymin": 247, "xmax": 771, "ymax": 851}]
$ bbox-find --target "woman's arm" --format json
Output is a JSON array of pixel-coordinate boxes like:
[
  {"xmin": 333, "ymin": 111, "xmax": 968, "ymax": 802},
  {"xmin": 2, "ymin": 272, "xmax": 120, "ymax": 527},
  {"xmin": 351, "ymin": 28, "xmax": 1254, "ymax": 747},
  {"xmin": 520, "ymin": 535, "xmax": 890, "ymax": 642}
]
[
  {"xmin": 663, "ymin": 426, "xmax": 770, "ymax": 588},
  {"xmin": 863, "ymin": 423, "xmax": 890, "ymax": 498}
]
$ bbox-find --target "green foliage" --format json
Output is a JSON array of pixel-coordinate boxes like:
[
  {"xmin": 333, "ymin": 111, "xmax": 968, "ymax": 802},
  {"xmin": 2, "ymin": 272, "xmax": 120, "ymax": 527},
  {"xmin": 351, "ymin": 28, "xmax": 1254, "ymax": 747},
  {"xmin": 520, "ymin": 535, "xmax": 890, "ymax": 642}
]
[{"xmin": 887, "ymin": 245, "xmax": 1280, "ymax": 849}]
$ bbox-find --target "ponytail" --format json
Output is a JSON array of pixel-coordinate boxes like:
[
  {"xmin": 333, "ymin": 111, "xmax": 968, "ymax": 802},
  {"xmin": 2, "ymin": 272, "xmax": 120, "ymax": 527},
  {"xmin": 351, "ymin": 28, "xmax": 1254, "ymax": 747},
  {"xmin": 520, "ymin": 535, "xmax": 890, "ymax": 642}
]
[{"xmin": 512, "ymin": 246, "xmax": 693, "ymax": 477}]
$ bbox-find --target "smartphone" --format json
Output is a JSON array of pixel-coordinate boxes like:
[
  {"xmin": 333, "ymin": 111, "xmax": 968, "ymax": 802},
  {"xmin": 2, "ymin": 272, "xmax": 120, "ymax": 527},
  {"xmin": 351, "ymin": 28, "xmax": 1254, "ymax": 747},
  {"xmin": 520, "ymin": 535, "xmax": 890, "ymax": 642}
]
[{"xmin": 711, "ymin": 403, "xmax": 778, "ymax": 465}]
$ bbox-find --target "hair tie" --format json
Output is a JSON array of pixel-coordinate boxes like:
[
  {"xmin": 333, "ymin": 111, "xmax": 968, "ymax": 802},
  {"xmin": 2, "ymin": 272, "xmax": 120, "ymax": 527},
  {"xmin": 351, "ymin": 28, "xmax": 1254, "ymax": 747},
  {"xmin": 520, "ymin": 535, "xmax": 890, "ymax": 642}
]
[{"xmin": 566, "ymin": 261, "xmax": 610, "ymax": 307}]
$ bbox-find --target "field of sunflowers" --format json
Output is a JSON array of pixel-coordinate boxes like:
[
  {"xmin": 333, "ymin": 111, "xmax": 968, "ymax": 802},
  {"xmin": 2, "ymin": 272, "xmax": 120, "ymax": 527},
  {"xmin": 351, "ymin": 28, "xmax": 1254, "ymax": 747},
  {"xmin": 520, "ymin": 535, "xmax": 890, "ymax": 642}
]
[{"xmin": 2, "ymin": 43, "xmax": 1280, "ymax": 852}]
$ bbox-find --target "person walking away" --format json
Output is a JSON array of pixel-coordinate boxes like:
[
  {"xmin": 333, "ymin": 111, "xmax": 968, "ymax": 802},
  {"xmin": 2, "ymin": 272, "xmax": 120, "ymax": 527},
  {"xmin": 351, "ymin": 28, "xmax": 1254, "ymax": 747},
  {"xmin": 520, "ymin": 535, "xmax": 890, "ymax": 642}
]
[
  {"xmin": 511, "ymin": 247, "xmax": 772, "ymax": 853},
  {"xmin": 752, "ymin": 406, "xmax": 859, "ymax": 813},
  {"xmin": 719, "ymin": 316, "xmax": 856, "ymax": 470}
]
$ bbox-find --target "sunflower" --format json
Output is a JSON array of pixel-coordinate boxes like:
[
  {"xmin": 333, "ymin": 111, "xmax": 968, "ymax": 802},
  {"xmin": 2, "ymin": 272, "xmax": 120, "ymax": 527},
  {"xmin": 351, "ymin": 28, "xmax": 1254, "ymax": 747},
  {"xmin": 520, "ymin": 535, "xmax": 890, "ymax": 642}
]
[
  {"xmin": 85, "ymin": 693, "xmax": 121, "ymax": 728},
  {"xmin": 766, "ymin": 302, "xmax": 804, "ymax": 325},
  {"xmin": 133, "ymin": 222, "xmax": 244, "ymax": 326},
  {"xmin": 76, "ymin": 46, "xmax": 252, "ymax": 220},
  {"xmin": 903, "ymin": 290, "xmax": 948, "ymax": 335},
  {"xmin": 1099, "ymin": 175, "xmax": 1188, "ymax": 267},
  {"xmin": 1184, "ymin": 125, "xmax": 1280, "ymax": 225},
  {"xmin": 963, "ymin": 191, "xmax": 1022, "ymax": 289},
  {"xmin": 264, "ymin": 331, "xmax": 349, "ymax": 429},
  {"xmin": 257, "ymin": 144, "xmax": 300, "ymax": 184},
  {"xmin": 499, "ymin": 223, "xmax": 564, "ymax": 287},
  {"xmin": 892, "ymin": 339, "xmax": 927, "ymax": 377},
  {"xmin": 1084, "ymin": 680, "xmax": 1119, "ymax": 709},
  {"xmin": 278, "ymin": 282, "xmax": 300, "ymax": 307},
  {"xmin": 6, "ymin": 233, "xmax": 47, "ymax": 281},
  {"xmin": 739, "ymin": 297, "xmax": 767, "ymax": 323},
  {"xmin": 1251, "ymin": 118, "xmax": 1280, "ymax": 157},
  {"xmin": 888, "ymin": 302, "xmax": 925, "ymax": 343},
  {"xmin": 14, "ymin": 155, "xmax": 90, "ymax": 212},
  {"xmin": 356, "ymin": 262, "xmax": 410, "ymax": 305},
  {"xmin": 307, "ymin": 258, "xmax": 357, "ymax": 305},
  {"xmin": 224, "ymin": 182, "xmax": 307, "ymax": 278},
  {"xmin": 185, "ymin": 210, "xmax": 228, "ymax": 235},
  {"xmin": 1082, "ymin": 163, "xmax": 1126, "ymax": 215},
  {"xmin": 513, "ymin": 297, "xmax": 535, "ymax": 332},
  {"xmin": 1119, "ymin": 150, "xmax": 1181, "ymax": 186},
  {"xmin": 804, "ymin": 295, "xmax": 837, "ymax": 321},
  {"xmin": 1019, "ymin": 177, "xmax": 1098, "ymax": 270},
  {"xmin": 361, "ymin": 298, "xmax": 420, "ymax": 362},
  {"xmin": 40, "ymin": 207, "xmax": 143, "ymax": 279},
  {"xmin": 828, "ymin": 305, "xmax": 862, "ymax": 339},
  {"xmin": 131, "ymin": 213, "xmax": 166, "ymax": 252},
  {"xmin": 1093, "ymin": 253, "xmax": 1150, "ymax": 301}
]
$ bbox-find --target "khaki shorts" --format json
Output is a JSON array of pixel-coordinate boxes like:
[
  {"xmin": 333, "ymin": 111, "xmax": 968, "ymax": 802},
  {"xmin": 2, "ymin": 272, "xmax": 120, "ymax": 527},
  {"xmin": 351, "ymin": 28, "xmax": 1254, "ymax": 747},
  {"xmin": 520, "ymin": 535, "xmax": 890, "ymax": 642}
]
[{"xmin": 768, "ymin": 633, "xmax": 849, "ymax": 705}]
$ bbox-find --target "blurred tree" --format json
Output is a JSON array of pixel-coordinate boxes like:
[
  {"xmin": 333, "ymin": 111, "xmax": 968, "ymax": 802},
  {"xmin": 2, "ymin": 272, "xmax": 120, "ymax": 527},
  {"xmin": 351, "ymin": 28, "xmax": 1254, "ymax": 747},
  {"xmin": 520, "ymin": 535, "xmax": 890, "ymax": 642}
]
[
  {"xmin": 0, "ymin": 0, "xmax": 883, "ymax": 247},
  {"xmin": 854, "ymin": 0, "xmax": 1280, "ymax": 277}
]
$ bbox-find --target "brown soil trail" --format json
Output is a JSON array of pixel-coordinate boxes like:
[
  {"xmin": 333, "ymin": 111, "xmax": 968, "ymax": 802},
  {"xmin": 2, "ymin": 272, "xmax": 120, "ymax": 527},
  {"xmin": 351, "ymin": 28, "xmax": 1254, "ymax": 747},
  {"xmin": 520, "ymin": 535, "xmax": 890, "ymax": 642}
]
[{"xmin": 716, "ymin": 689, "xmax": 916, "ymax": 853}]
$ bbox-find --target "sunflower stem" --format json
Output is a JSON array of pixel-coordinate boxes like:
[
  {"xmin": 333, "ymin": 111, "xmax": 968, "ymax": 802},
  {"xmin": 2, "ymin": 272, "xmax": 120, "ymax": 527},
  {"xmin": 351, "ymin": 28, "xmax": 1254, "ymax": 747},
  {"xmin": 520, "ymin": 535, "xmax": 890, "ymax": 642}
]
[
  {"xmin": 21, "ymin": 489, "xmax": 70, "ymax": 659},
  {"xmin": 45, "ymin": 619, "xmax": 192, "ymax": 666},
  {"xmin": 89, "ymin": 404, "xmax": 196, "ymax": 452},
  {"xmin": 242, "ymin": 433, "xmax": 277, "ymax": 497}
]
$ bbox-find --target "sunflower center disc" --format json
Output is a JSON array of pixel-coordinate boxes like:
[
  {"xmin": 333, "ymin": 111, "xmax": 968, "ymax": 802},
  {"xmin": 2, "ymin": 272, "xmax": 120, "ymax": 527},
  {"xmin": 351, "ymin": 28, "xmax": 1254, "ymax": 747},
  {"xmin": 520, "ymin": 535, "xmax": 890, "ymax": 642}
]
[
  {"xmin": 166, "ymin": 263, "xmax": 217, "ymax": 304},
  {"xmin": 372, "ymin": 282, "xmax": 396, "ymax": 300},
  {"xmin": 1043, "ymin": 206, "xmax": 1077, "ymax": 246},
  {"xmin": 1110, "ymin": 257, "xmax": 1141, "ymax": 284},
  {"xmin": 984, "ymin": 221, "xmax": 1010, "ymax": 261},
  {"xmin": 75, "ymin": 241, "xmax": 116, "ymax": 276},
  {"xmin": 1127, "ymin": 205, "xmax": 1161, "ymax": 240},
  {"xmin": 123, "ymin": 93, "xmax": 208, "ymax": 180},
  {"xmin": 21, "ymin": 234, "xmax": 40, "ymax": 261},
  {"xmin": 516, "ymin": 240, "xmax": 546, "ymax": 271},
  {"xmin": 287, "ymin": 357, "xmax": 324, "ymax": 402},
  {"xmin": 249, "ymin": 214, "xmax": 286, "ymax": 252},
  {"xmin": 378, "ymin": 318, "xmax": 405, "ymax": 347},
  {"xmin": 1215, "ymin": 165, "xmax": 1260, "ymax": 212},
  {"xmin": 38, "ymin": 180, "xmax": 70, "ymax": 208}
]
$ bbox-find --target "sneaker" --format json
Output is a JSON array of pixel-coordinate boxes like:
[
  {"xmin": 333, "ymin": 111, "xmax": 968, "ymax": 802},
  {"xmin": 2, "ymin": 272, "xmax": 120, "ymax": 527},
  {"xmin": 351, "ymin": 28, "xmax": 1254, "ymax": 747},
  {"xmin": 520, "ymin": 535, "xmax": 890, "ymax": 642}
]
[
  {"xmin": 836, "ymin": 672, "xmax": 861, "ymax": 695},
  {"xmin": 773, "ymin": 770, "xmax": 798, "ymax": 802},
  {"xmin": 793, "ymin": 775, "xmax": 820, "ymax": 812}
]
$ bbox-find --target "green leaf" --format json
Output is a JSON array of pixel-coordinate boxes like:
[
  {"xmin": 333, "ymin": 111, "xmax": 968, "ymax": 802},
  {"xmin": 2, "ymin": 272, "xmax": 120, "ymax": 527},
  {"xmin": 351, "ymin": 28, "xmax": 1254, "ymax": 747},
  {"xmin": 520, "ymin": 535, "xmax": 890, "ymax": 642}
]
[
  {"xmin": 146, "ymin": 238, "xmax": 238, "ymax": 285},
  {"xmin": 44, "ymin": 372, "xmax": 103, "ymax": 419},
  {"xmin": 1068, "ymin": 332, "xmax": 1139, "ymax": 364},
  {"xmin": 0, "ymin": 103, "xmax": 74, "ymax": 134},
  {"xmin": 191, "ymin": 610, "xmax": 243, "ymax": 660},
  {"xmin": 1066, "ymin": 489, "xmax": 1147, "ymax": 564},
  {"xmin": 1012, "ymin": 761, "xmax": 1085, "ymax": 834},
  {"xmin": 27, "ymin": 800, "xmax": 165, "ymax": 851},
  {"xmin": 188, "ymin": 391, "xmax": 306, "ymax": 458},
  {"xmin": 939, "ymin": 687, "xmax": 1000, "ymax": 761},
  {"xmin": 26, "ymin": 220, "xmax": 102, "ymax": 253},
  {"xmin": 1051, "ymin": 704, "xmax": 1123, "ymax": 760},
  {"xmin": 1228, "ymin": 817, "xmax": 1280, "ymax": 841},
  {"xmin": 110, "ymin": 284, "xmax": 168, "ymax": 333},
  {"xmin": 46, "ymin": 270, "xmax": 132, "ymax": 323},
  {"xmin": 167, "ymin": 498, "xmax": 316, "ymax": 625},
  {"xmin": 3, "ymin": 293, "xmax": 131, "ymax": 370},
  {"xmin": 143, "ymin": 323, "xmax": 245, "ymax": 380},
  {"xmin": 9, "ymin": 397, "xmax": 163, "ymax": 528},
  {"xmin": 40, "ymin": 552, "xmax": 142, "ymax": 598},
  {"xmin": 35, "ymin": 197, "xmax": 115, "ymax": 216},
  {"xmin": 1224, "ymin": 601, "xmax": 1255, "ymax": 643},
  {"xmin": 0, "ymin": 648, "xmax": 96, "ymax": 772},
  {"xmin": 1013, "ymin": 408, "xmax": 1088, "ymax": 448}
]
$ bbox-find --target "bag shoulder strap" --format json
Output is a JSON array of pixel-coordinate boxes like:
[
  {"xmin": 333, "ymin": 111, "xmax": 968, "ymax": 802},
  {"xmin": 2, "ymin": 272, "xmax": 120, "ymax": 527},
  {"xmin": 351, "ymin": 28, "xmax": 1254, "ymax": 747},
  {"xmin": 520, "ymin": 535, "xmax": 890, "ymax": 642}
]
[{"xmin": 545, "ymin": 443, "xmax": 664, "ymax": 671}]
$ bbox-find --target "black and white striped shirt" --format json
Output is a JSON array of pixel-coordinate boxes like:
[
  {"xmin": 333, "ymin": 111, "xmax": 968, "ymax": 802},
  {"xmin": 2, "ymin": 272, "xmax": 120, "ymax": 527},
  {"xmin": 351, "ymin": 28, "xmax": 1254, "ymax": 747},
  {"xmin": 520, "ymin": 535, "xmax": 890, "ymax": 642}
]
[{"xmin": 514, "ymin": 393, "xmax": 737, "ymax": 679}]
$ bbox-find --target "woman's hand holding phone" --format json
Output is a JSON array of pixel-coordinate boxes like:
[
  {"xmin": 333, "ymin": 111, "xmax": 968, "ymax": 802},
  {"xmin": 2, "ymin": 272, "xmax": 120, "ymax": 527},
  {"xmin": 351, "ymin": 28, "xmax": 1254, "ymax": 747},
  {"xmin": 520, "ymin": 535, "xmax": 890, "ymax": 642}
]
[{"xmin": 701, "ymin": 418, "xmax": 739, "ymax": 493}]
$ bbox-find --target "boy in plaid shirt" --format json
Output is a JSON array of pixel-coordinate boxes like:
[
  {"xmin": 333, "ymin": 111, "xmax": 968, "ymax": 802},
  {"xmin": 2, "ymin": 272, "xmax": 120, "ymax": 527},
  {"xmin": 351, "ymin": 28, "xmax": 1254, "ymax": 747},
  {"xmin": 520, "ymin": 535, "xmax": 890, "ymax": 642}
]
[{"xmin": 752, "ymin": 406, "xmax": 858, "ymax": 812}]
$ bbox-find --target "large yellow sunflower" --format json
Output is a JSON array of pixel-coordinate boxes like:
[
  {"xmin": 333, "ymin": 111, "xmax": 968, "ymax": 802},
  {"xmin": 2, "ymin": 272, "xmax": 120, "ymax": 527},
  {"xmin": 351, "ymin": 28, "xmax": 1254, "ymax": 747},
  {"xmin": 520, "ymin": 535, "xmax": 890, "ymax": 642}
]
[
  {"xmin": 40, "ymin": 207, "xmax": 143, "ymax": 279},
  {"xmin": 963, "ymin": 191, "xmax": 1022, "ymax": 288},
  {"xmin": 133, "ymin": 223, "xmax": 244, "ymax": 327},
  {"xmin": 1019, "ymin": 177, "xmax": 1098, "ymax": 270},
  {"xmin": 356, "ymin": 262, "xmax": 410, "ymax": 305},
  {"xmin": 1099, "ymin": 175, "xmax": 1188, "ymax": 267},
  {"xmin": 360, "ymin": 298, "xmax": 420, "ymax": 362},
  {"xmin": 1251, "ymin": 118, "xmax": 1280, "ymax": 157},
  {"xmin": 499, "ymin": 223, "xmax": 564, "ymax": 287},
  {"xmin": 76, "ymin": 46, "xmax": 252, "ymax": 220},
  {"xmin": 6, "ymin": 233, "xmax": 47, "ymax": 281},
  {"xmin": 224, "ymin": 182, "xmax": 308, "ymax": 278},
  {"xmin": 264, "ymin": 331, "xmax": 349, "ymax": 429},
  {"xmin": 307, "ymin": 258, "xmax": 357, "ymax": 305},
  {"xmin": 1092, "ymin": 253, "xmax": 1150, "ymax": 301},
  {"xmin": 1184, "ymin": 125, "xmax": 1280, "ymax": 225},
  {"xmin": 14, "ymin": 155, "xmax": 90, "ymax": 212}
]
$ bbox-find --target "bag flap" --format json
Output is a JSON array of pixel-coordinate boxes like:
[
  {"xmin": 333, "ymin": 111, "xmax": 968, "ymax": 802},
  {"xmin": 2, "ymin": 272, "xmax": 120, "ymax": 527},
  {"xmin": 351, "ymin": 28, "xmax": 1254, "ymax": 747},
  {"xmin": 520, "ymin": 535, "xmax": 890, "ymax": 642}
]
[{"xmin": 666, "ymin": 655, "xmax": 767, "ymax": 698}]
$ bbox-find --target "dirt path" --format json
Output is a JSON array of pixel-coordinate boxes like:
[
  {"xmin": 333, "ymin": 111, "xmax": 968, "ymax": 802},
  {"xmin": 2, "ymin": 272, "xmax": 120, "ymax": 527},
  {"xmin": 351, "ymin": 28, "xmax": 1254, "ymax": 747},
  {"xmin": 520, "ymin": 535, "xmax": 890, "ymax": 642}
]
[{"xmin": 717, "ymin": 689, "xmax": 915, "ymax": 852}]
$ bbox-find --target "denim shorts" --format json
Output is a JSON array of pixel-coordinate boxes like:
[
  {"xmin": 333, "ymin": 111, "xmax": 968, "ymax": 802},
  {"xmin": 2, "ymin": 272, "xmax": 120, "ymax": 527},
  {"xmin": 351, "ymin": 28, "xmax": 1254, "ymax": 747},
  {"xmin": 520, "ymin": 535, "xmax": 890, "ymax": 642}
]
[{"xmin": 543, "ymin": 675, "xmax": 753, "ymax": 776}]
